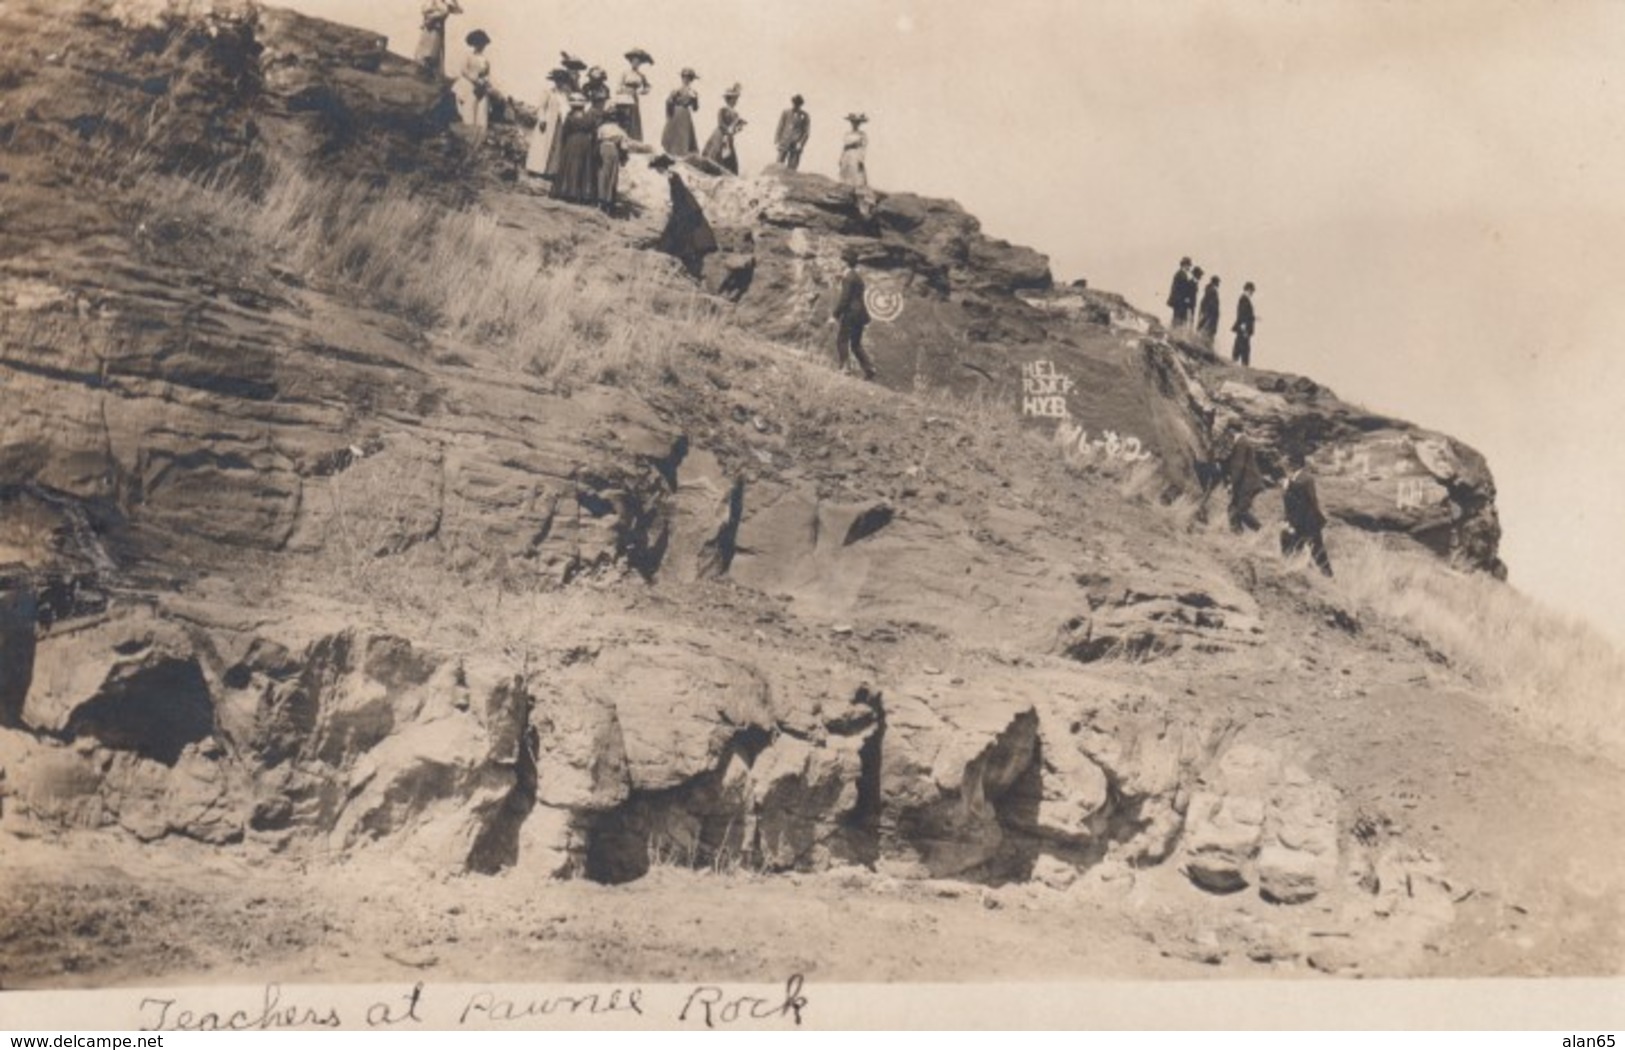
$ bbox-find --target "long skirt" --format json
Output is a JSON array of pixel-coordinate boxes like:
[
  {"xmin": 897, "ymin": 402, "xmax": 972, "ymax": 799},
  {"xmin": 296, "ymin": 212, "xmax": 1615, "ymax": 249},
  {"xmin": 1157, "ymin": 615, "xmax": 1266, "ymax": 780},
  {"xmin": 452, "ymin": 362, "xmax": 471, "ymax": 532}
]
[
  {"xmin": 552, "ymin": 130, "xmax": 598, "ymax": 203},
  {"xmin": 454, "ymin": 81, "xmax": 488, "ymax": 128},
  {"xmin": 415, "ymin": 27, "xmax": 445, "ymax": 77},
  {"xmin": 596, "ymin": 142, "xmax": 624, "ymax": 207},
  {"xmin": 702, "ymin": 129, "xmax": 737, "ymax": 174},
  {"xmin": 526, "ymin": 116, "xmax": 564, "ymax": 175},
  {"xmin": 661, "ymin": 108, "xmax": 697, "ymax": 155},
  {"xmin": 616, "ymin": 102, "xmax": 643, "ymax": 142},
  {"xmin": 839, "ymin": 148, "xmax": 867, "ymax": 187}
]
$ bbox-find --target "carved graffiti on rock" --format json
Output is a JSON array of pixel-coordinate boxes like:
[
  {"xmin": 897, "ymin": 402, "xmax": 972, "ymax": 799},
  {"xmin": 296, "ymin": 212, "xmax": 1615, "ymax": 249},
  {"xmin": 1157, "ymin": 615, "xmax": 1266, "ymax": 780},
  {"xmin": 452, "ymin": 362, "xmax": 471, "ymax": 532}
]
[
  {"xmin": 1395, "ymin": 478, "xmax": 1432, "ymax": 511},
  {"xmin": 1021, "ymin": 360, "xmax": 1074, "ymax": 418},
  {"xmin": 864, "ymin": 281, "xmax": 905, "ymax": 323},
  {"xmin": 1054, "ymin": 421, "xmax": 1155, "ymax": 464}
]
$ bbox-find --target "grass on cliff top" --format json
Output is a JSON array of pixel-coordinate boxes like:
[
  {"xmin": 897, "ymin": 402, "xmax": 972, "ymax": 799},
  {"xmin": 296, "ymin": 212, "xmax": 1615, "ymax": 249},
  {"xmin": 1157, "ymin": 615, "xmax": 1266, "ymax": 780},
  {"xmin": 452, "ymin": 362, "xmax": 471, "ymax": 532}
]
[{"xmin": 139, "ymin": 163, "xmax": 732, "ymax": 386}]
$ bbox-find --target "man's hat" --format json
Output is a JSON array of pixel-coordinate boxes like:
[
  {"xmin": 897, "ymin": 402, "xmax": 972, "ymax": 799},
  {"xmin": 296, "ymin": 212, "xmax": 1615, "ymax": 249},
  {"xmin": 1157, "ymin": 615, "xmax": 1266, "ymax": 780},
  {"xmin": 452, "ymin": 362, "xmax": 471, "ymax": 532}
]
[
  {"xmin": 680, "ymin": 67, "xmax": 699, "ymax": 79},
  {"xmin": 1179, "ymin": 256, "xmax": 1191, "ymax": 267},
  {"xmin": 648, "ymin": 154, "xmax": 677, "ymax": 172},
  {"xmin": 625, "ymin": 47, "xmax": 654, "ymax": 65},
  {"xmin": 560, "ymin": 51, "xmax": 587, "ymax": 71},
  {"xmin": 1210, "ymin": 275, "xmax": 1221, "ymax": 285},
  {"xmin": 791, "ymin": 94, "xmax": 805, "ymax": 105},
  {"xmin": 846, "ymin": 112, "xmax": 868, "ymax": 124},
  {"xmin": 1192, "ymin": 266, "xmax": 1204, "ymax": 278},
  {"xmin": 1244, "ymin": 281, "xmax": 1256, "ymax": 292},
  {"xmin": 723, "ymin": 82, "xmax": 742, "ymax": 98},
  {"xmin": 465, "ymin": 29, "xmax": 491, "ymax": 48}
]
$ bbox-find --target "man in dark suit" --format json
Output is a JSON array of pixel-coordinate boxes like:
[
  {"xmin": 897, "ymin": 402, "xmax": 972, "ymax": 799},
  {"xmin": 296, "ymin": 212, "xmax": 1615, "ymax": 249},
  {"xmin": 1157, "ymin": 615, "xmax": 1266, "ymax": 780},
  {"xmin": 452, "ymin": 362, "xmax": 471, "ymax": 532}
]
[
  {"xmin": 1167, "ymin": 256, "xmax": 1194, "ymax": 329},
  {"xmin": 1280, "ymin": 449, "xmax": 1333, "ymax": 576},
  {"xmin": 832, "ymin": 256, "xmax": 878, "ymax": 381},
  {"xmin": 1231, "ymin": 281, "xmax": 1257, "ymax": 366}
]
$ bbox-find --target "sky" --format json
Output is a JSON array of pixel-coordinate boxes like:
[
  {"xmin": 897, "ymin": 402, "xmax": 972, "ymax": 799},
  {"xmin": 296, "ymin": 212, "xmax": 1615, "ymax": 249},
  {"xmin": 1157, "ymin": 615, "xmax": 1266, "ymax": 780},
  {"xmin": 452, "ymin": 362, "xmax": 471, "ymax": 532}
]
[{"xmin": 291, "ymin": 0, "xmax": 1625, "ymax": 645}]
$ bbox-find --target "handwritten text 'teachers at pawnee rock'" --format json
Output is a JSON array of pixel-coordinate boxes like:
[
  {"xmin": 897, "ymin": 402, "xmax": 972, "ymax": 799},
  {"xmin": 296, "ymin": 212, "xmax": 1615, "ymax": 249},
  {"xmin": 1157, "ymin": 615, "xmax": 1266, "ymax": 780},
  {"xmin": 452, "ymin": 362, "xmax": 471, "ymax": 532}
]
[{"xmin": 134, "ymin": 978, "xmax": 809, "ymax": 1031}]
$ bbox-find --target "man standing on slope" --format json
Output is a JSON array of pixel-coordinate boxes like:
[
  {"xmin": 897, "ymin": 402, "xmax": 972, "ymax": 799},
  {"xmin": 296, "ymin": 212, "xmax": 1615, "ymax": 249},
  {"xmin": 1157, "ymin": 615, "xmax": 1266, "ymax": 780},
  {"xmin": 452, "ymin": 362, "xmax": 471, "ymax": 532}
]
[
  {"xmin": 1167, "ymin": 257, "xmax": 1194, "ymax": 329},
  {"xmin": 1280, "ymin": 449, "xmax": 1333, "ymax": 577},
  {"xmin": 1232, "ymin": 281, "xmax": 1257, "ymax": 366},
  {"xmin": 832, "ymin": 254, "xmax": 879, "ymax": 381}
]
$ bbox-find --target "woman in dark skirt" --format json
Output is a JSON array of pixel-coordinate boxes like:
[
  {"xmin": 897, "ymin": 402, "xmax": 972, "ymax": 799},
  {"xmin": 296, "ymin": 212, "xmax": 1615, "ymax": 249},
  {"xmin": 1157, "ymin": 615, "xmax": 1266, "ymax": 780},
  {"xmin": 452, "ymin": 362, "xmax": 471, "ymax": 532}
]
[
  {"xmin": 702, "ymin": 83, "xmax": 745, "ymax": 174},
  {"xmin": 652, "ymin": 155, "xmax": 718, "ymax": 277},
  {"xmin": 551, "ymin": 94, "xmax": 600, "ymax": 204},
  {"xmin": 661, "ymin": 68, "xmax": 700, "ymax": 155}
]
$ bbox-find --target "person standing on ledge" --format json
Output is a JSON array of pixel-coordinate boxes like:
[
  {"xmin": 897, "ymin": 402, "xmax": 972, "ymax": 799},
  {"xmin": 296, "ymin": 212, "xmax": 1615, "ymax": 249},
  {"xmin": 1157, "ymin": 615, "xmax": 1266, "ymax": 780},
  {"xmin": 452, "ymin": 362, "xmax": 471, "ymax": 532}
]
[
  {"xmin": 1197, "ymin": 273, "xmax": 1222, "ymax": 348},
  {"xmin": 775, "ymin": 95, "xmax": 811, "ymax": 170},
  {"xmin": 1280, "ymin": 449, "xmax": 1333, "ymax": 577},
  {"xmin": 616, "ymin": 48, "xmax": 654, "ymax": 142},
  {"xmin": 831, "ymin": 254, "xmax": 878, "ymax": 381},
  {"xmin": 415, "ymin": 0, "xmax": 462, "ymax": 81},
  {"xmin": 551, "ymin": 94, "xmax": 599, "ymax": 205},
  {"xmin": 1167, "ymin": 257, "xmax": 1193, "ymax": 330},
  {"xmin": 526, "ymin": 68, "xmax": 574, "ymax": 178},
  {"xmin": 703, "ymin": 84, "xmax": 746, "ymax": 174},
  {"xmin": 582, "ymin": 66, "xmax": 613, "ymax": 115},
  {"xmin": 1231, "ymin": 281, "xmax": 1257, "ymax": 366},
  {"xmin": 661, "ymin": 68, "xmax": 701, "ymax": 156},
  {"xmin": 453, "ymin": 30, "xmax": 493, "ymax": 147},
  {"xmin": 839, "ymin": 112, "xmax": 869, "ymax": 187}
]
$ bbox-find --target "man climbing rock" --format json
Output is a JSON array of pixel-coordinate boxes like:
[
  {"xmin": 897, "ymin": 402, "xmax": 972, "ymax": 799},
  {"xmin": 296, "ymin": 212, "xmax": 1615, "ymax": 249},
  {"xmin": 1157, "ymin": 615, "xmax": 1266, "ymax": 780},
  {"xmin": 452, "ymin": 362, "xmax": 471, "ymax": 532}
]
[
  {"xmin": 832, "ymin": 254, "xmax": 878, "ymax": 381},
  {"xmin": 1280, "ymin": 449, "xmax": 1333, "ymax": 576},
  {"xmin": 1223, "ymin": 431, "xmax": 1266, "ymax": 533}
]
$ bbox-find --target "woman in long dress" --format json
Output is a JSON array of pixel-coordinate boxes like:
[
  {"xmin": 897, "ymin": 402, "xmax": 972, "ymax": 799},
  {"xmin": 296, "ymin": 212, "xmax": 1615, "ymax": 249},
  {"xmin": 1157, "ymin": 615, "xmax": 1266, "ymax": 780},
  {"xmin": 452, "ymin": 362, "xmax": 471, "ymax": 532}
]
[
  {"xmin": 838, "ymin": 112, "xmax": 868, "ymax": 187},
  {"xmin": 651, "ymin": 155, "xmax": 718, "ymax": 277},
  {"xmin": 452, "ymin": 30, "xmax": 493, "ymax": 145},
  {"xmin": 551, "ymin": 95, "xmax": 600, "ymax": 205},
  {"xmin": 526, "ymin": 68, "xmax": 573, "ymax": 177},
  {"xmin": 414, "ymin": 0, "xmax": 461, "ymax": 80},
  {"xmin": 660, "ymin": 68, "xmax": 700, "ymax": 156},
  {"xmin": 616, "ymin": 49, "xmax": 654, "ymax": 142},
  {"xmin": 702, "ymin": 84, "xmax": 745, "ymax": 174}
]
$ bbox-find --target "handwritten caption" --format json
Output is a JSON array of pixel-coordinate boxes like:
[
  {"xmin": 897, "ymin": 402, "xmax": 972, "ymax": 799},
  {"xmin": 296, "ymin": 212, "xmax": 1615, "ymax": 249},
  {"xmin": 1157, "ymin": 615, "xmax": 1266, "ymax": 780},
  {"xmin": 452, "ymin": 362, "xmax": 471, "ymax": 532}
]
[{"xmin": 135, "ymin": 977, "xmax": 808, "ymax": 1032}]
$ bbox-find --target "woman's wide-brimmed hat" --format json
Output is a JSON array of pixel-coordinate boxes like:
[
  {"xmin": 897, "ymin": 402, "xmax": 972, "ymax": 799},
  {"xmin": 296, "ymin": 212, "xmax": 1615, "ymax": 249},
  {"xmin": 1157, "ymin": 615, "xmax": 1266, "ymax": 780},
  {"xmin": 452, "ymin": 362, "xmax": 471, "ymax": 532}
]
[
  {"xmin": 465, "ymin": 29, "xmax": 491, "ymax": 48},
  {"xmin": 625, "ymin": 47, "xmax": 654, "ymax": 65},
  {"xmin": 567, "ymin": 93, "xmax": 587, "ymax": 106},
  {"xmin": 723, "ymin": 82, "xmax": 742, "ymax": 98},
  {"xmin": 546, "ymin": 68, "xmax": 574, "ymax": 84},
  {"xmin": 680, "ymin": 67, "xmax": 699, "ymax": 79},
  {"xmin": 845, "ymin": 112, "xmax": 868, "ymax": 124},
  {"xmin": 560, "ymin": 51, "xmax": 587, "ymax": 71}
]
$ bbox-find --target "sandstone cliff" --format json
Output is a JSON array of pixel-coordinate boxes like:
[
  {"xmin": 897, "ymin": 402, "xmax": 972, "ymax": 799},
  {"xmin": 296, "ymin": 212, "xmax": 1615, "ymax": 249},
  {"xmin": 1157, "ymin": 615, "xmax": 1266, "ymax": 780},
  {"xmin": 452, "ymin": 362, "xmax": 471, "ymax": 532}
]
[{"xmin": 2, "ymin": 1, "xmax": 1598, "ymax": 987}]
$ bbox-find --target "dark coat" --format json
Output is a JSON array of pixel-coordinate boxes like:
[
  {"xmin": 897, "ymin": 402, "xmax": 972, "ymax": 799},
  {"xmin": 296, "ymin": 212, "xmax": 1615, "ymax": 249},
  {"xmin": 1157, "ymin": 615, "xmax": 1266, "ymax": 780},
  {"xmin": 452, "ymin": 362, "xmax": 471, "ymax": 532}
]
[
  {"xmin": 1225, "ymin": 435, "xmax": 1267, "ymax": 504},
  {"xmin": 833, "ymin": 269, "xmax": 869, "ymax": 324},
  {"xmin": 550, "ymin": 111, "xmax": 600, "ymax": 203},
  {"xmin": 1167, "ymin": 269, "xmax": 1189, "ymax": 310},
  {"xmin": 1232, "ymin": 293, "xmax": 1256, "ymax": 335},
  {"xmin": 1283, "ymin": 468, "xmax": 1327, "ymax": 535},
  {"xmin": 1198, "ymin": 284, "xmax": 1221, "ymax": 335},
  {"xmin": 658, "ymin": 172, "xmax": 718, "ymax": 264},
  {"xmin": 775, "ymin": 107, "xmax": 810, "ymax": 152}
]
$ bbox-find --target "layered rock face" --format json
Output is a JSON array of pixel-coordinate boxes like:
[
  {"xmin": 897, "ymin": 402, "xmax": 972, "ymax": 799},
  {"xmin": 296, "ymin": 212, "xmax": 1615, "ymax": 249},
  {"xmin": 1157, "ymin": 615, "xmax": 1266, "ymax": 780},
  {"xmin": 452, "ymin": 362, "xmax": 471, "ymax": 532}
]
[{"xmin": 0, "ymin": 0, "xmax": 1493, "ymax": 927}]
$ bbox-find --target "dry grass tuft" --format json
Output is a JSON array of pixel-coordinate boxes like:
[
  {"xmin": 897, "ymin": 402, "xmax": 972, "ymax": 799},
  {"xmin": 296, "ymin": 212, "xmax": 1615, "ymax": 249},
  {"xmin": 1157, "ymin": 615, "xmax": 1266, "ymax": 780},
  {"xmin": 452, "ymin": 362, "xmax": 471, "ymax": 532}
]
[{"xmin": 1330, "ymin": 531, "xmax": 1625, "ymax": 756}]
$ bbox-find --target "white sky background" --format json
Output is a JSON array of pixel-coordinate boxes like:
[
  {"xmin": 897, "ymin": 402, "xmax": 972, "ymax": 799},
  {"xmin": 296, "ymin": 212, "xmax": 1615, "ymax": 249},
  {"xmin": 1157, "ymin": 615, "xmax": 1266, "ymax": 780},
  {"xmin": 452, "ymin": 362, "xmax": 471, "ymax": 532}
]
[{"xmin": 289, "ymin": 0, "xmax": 1625, "ymax": 646}]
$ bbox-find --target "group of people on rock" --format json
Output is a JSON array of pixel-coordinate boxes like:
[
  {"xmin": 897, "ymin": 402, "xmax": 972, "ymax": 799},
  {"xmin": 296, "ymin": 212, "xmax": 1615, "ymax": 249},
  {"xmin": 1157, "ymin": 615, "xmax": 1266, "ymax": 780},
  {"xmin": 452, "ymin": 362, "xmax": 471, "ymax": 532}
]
[
  {"xmin": 413, "ymin": 1, "xmax": 874, "ymax": 214},
  {"xmin": 1216, "ymin": 435, "xmax": 1333, "ymax": 577},
  {"xmin": 1167, "ymin": 257, "xmax": 1257, "ymax": 367}
]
